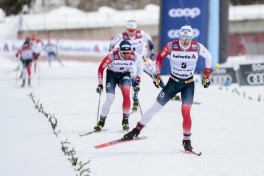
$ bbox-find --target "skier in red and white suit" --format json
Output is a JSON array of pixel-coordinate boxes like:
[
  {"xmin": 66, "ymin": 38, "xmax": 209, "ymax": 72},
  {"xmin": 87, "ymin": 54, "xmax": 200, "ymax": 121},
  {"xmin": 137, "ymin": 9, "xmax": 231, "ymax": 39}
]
[
  {"xmin": 31, "ymin": 33, "xmax": 43, "ymax": 73},
  {"xmin": 123, "ymin": 25, "xmax": 212, "ymax": 152},
  {"xmin": 16, "ymin": 37, "xmax": 34, "ymax": 87},
  {"xmin": 109, "ymin": 20, "xmax": 160, "ymax": 113},
  {"xmin": 94, "ymin": 40, "xmax": 144, "ymax": 132}
]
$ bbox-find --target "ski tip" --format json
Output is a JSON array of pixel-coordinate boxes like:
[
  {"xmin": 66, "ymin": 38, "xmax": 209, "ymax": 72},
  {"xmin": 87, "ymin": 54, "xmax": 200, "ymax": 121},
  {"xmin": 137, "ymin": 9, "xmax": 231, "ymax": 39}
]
[
  {"xmin": 79, "ymin": 134, "xmax": 87, "ymax": 137},
  {"xmin": 130, "ymin": 111, "xmax": 138, "ymax": 114},
  {"xmin": 181, "ymin": 150, "xmax": 202, "ymax": 156}
]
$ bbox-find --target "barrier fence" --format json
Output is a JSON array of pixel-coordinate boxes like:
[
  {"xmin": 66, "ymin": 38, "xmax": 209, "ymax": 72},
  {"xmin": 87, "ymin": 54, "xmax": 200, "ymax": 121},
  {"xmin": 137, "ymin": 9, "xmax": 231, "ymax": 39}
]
[
  {"xmin": 0, "ymin": 39, "xmax": 110, "ymax": 57},
  {"xmin": 209, "ymin": 63, "xmax": 264, "ymax": 86}
]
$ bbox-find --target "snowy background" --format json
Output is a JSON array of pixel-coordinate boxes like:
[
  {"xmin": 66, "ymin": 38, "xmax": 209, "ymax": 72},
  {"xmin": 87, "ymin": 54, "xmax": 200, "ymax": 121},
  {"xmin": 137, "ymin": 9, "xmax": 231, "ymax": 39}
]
[
  {"xmin": 1, "ymin": 2, "xmax": 264, "ymax": 176},
  {"xmin": 1, "ymin": 57, "xmax": 264, "ymax": 176}
]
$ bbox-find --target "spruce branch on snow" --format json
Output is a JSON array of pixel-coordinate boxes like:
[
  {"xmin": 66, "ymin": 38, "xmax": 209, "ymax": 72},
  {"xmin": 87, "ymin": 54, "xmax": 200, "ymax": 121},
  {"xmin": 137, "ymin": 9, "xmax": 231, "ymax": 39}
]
[{"xmin": 28, "ymin": 92, "xmax": 91, "ymax": 175}]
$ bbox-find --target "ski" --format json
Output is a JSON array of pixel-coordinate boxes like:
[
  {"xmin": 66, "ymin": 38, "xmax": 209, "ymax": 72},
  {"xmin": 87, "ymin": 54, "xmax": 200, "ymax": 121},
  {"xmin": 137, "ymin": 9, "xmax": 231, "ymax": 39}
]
[
  {"xmin": 172, "ymin": 99, "xmax": 201, "ymax": 105},
  {"xmin": 192, "ymin": 101, "xmax": 201, "ymax": 105},
  {"xmin": 94, "ymin": 136, "xmax": 147, "ymax": 149},
  {"xmin": 79, "ymin": 129, "xmax": 109, "ymax": 137},
  {"xmin": 130, "ymin": 110, "xmax": 138, "ymax": 114},
  {"xmin": 181, "ymin": 150, "xmax": 202, "ymax": 156},
  {"xmin": 119, "ymin": 130, "xmax": 129, "ymax": 133}
]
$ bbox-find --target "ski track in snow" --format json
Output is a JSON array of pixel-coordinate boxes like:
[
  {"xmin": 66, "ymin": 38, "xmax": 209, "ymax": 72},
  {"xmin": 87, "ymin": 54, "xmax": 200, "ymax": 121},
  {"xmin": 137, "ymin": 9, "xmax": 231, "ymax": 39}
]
[{"xmin": 1, "ymin": 60, "xmax": 264, "ymax": 176}]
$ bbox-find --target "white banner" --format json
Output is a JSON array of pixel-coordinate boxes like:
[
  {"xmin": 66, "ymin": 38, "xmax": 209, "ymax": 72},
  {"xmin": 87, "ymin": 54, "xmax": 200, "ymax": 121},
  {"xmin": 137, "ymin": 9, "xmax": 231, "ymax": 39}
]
[
  {"xmin": 58, "ymin": 40, "xmax": 110, "ymax": 56},
  {"xmin": 0, "ymin": 39, "xmax": 111, "ymax": 57},
  {"xmin": 0, "ymin": 40, "xmax": 23, "ymax": 56}
]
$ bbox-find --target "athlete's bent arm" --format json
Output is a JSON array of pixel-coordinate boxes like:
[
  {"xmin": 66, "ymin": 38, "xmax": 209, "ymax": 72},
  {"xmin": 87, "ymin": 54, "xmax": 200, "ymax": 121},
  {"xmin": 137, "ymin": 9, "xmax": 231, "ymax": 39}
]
[
  {"xmin": 98, "ymin": 54, "xmax": 113, "ymax": 84},
  {"xmin": 198, "ymin": 43, "xmax": 212, "ymax": 74},
  {"xmin": 155, "ymin": 43, "xmax": 171, "ymax": 74}
]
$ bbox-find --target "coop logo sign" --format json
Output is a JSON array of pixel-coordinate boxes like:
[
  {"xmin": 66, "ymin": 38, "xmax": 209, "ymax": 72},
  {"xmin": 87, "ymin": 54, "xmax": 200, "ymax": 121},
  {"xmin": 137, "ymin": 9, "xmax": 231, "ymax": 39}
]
[
  {"xmin": 168, "ymin": 29, "xmax": 200, "ymax": 39},
  {"xmin": 168, "ymin": 8, "xmax": 201, "ymax": 19},
  {"xmin": 247, "ymin": 73, "xmax": 264, "ymax": 85}
]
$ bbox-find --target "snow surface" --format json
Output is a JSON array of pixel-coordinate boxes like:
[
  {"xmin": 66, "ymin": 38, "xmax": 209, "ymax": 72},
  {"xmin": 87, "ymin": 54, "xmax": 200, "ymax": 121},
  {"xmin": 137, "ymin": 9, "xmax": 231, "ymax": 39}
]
[{"xmin": 1, "ymin": 57, "xmax": 264, "ymax": 176}]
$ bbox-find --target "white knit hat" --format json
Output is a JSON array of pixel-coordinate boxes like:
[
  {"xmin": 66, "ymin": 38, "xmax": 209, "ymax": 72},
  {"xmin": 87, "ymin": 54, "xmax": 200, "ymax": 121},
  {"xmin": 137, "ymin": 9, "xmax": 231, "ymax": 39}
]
[
  {"xmin": 126, "ymin": 21, "xmax": 137, "ymax": 29},
  {"xmin": 180, "ymin": 25, "xmax": 193, "ymax": 37}
]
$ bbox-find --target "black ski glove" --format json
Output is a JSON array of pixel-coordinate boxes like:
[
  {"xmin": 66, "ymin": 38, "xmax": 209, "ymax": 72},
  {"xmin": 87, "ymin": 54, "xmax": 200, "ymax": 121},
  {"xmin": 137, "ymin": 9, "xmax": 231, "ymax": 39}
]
[
  {"xmin": 133, "ymin": 80, "xmax": 140, "ymax": 92},
  {"xmin": 202, "ymin": 75, "xmax": 210, "ymax": 88},
  {"xmin": 96, "ymin": 84, "xmax": 103, "ymax": 94},
  {"xmin": 153, "ymin": 75, "xmax": 162, "ymax": 88}
]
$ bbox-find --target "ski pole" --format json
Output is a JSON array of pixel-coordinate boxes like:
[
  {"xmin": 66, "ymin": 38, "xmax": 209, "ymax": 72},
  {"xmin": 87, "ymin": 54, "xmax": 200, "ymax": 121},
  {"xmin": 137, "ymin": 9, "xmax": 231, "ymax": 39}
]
[
  {"xmin": 143, "ymin": 56, "xmax": 155, "ymax": 79},
  {"xmin": 38, "ymin": 60, "xmax": 41, "ymax": 86},
  {"xmin": 142, "ymin": 56, "xmax": 165, "ymax": 86},
  {"xmin": 136, "ymin": 92, "xmax": 143, "ymax": 117},
  {"xmin": 15, "ymin": 57, "xmax": 20, "ymax": 88},
  {"xmin": 15, "ymin": 66, "xmax": 18, "ymax": 88},
  {"xmin": 208, "ymin": 64, "xmax": 219, "ymax": 78},
  {"xmin": 96, "ymin": 93, "xmax": 102, "ymax": 123}
]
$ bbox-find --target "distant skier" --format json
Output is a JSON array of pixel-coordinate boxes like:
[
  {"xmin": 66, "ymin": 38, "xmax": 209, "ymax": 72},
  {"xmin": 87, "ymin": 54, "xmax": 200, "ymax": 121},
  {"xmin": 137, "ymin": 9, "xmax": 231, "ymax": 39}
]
[
  {"xmin": 44, "ymin": 40, "xmax": 63, "ymax": 67},
  {"xmin": 16, "ymin": 37, "xmax": 34, "ymax": 87},
  {"xmin": 94, "ymin": 40, "xmax": 143, "ymax": 132},
  {"xmin": 109, "ymin": 20, "xmax": 163, "ymax": 113},
  {"xmin": 31, "ymin": 33, "xmax": 44, "ymax": 73},
  {"xmin": 122, "ymin": 25, "xmax": 212, "ymax": 153}
]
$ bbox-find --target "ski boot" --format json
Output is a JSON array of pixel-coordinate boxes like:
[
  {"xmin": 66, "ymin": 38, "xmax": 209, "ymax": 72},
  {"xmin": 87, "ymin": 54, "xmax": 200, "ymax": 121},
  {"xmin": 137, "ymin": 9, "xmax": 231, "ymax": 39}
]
[
  {"xmin": 28, "ymin": 79, "xmax": 31, "ymax": 87},
  {"xmin": 132, "ymin": 97, "xmax": 138, "ymax": 112},
  {"xmin": 172, "ymin": 94, "xmax": 181, "ymax": 101},
  {"xmin": 122, "ymin": 128, "xmax": 140, "ymax": 140},
  {"xmin": 94, "ymin": 117, "xmax": 106, "ymax": 132},
  {"xmin": 122, "ymin": 115, "xmax": 129, "ymax": 131},
  {"xmin": 182, "ymin": 140, "xmax": 193, "ymax": 152},
  {"xmin": 19, "ymin": 72, "xmax": 23, "ymax": 79},
  {"xmin": 21, "ymin": 80, "xmax": 25, "ymax": 87}
]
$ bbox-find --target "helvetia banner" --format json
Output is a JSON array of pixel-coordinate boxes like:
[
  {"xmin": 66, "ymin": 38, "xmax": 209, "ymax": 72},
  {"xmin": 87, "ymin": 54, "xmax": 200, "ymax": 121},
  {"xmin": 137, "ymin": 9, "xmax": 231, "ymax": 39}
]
[
  {"xmin": 159, "ymin": 0, "xmax": 209, "ymax": 75},
  {"xmin": 0, "ymin": 40, "xmax": 110, "ymax": 56}
]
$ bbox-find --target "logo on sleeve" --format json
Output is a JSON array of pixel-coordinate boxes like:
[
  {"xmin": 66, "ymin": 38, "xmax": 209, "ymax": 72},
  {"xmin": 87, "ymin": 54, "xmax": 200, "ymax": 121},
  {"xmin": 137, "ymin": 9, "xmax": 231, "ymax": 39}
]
[
  {"xmin": 130, "ymin": 55, "xmax": 134, "ymax": 60},
  {"xmin": 124, "ymin": 35, "xmax": 128, "ymax": 39},
  {"xmin": 102, "ymin": 62, "xmax": 108, "ymax": 68},
  {"xmin": 173, "ymin": 44, "xmax": 178, "ymax": 49},
  {"xmin": 192, "ymin": 45, "xmax": 197, "ymax": 50},
  {"xmin": 161, "ymin": 51, "xmax": 166, "ymax": 57},
  {"xmin": 115, "ymin": 55, "xmax": 119, "ymax": 59}
]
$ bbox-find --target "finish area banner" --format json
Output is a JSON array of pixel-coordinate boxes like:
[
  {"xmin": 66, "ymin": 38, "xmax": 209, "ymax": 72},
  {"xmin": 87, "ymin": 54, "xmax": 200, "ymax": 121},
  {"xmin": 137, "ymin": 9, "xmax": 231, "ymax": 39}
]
[{"xmin": 159, "ymin": 0, "xmax": 209, "ymax": 74}]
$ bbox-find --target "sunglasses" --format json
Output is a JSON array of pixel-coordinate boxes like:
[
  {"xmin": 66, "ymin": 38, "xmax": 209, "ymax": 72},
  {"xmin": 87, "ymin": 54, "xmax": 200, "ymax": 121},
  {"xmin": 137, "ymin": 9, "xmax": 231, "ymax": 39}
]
[
  {"xmin": 121, "ymin": 51, "xmax": 131, "ymax": 55},
  {"xmin": 180, "ymin": 35, "xmax": 192, "ymax": 40},
  {"xmin": 127, "ymin": 29, "xmax": 136, "ymax": 33}
]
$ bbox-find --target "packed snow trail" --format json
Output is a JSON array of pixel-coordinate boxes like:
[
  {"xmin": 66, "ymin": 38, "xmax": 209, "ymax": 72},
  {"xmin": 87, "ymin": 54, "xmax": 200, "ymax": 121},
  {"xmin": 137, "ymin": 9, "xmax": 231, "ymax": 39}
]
[{"xmin": 1, "ymin": 60, "xmax": 264, "ymax": 176}]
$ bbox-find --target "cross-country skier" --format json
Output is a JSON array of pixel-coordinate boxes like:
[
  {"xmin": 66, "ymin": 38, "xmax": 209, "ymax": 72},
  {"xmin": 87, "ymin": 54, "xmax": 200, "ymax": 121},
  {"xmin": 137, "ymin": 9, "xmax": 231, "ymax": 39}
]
[
  {"xmin": 44, "ymin": 40, "xmax": 63, "ymax": 67},
  {"xmin": 16, "ymin": 37, "xmax": 34, "ymax": 87},
  {"xmin": 94, "ymin": 40, "xmax": 143, "ymax": 132},
  {"xmin": 109, "ymin": 20, "xmax": 164, "ymax": 113},
  {"xmin": 122, "ymin": 25, "xmax": 212, "ymax": 152},
  {"xmin": 31, "ymin": 33, "xmax": 43, "ymax": 73}
]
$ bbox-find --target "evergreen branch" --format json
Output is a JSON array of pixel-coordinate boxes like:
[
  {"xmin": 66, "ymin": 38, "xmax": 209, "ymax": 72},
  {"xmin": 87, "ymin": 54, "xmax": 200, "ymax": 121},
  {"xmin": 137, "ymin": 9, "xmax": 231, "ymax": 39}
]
[{"xmin": 28, "ymin": 92, "xmax": 91, "ymax": 175}]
